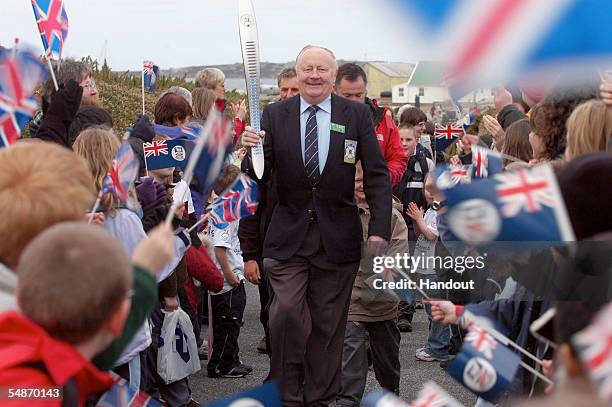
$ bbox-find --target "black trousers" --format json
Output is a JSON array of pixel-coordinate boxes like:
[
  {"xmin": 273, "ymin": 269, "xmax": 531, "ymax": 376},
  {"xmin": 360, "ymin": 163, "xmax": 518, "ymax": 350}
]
[{"xmin": 208, "ymin": 282, "xmax": 247, "ymax": 375}]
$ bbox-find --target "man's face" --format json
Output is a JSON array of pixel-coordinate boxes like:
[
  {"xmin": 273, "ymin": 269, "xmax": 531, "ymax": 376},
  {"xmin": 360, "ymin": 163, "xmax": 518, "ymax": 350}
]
[
  {"xmin": 336, "ymin": 76, "xmax": 367, "ymax": 104},
  {"xmin": 279, "ymin": 76, "xmax": 299, "ymax": 100},
  {"xmin": 400, "ymin": 127, "xmax": 418, "ymax": 156},
  {"xmin": 296, "ymin": 48, "xmax": 336, "ymax": 105},
  {"xmin": 79, "ymin": 76, "xmax": 101, "ymax": 107}
]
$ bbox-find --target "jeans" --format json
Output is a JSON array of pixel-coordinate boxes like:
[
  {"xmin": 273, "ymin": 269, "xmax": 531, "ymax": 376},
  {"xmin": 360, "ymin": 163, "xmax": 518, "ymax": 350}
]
[{"xmin": 419, "ymin": 274, "xmax": 451, "ymax": 358}]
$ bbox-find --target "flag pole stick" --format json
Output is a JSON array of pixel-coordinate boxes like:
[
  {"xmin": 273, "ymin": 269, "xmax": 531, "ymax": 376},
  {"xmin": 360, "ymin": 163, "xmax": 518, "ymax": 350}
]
[
  {"xmin": 45, "ymin": 54, "xmax": 59, "ymax": 91},
  {"xmin": 519, "ymin": 360, "xmax": 553, "ymax": 385},
  {"xmin": 187, "ymin": 212, "xmax": 211, "ymax": 233},
  {"xmin": 88, "ymin": 192, "xmax": 103, "ymax": 224},
  {"xmin": 141, "ymin": 63, "xmax": 146, "ymax": 114}
]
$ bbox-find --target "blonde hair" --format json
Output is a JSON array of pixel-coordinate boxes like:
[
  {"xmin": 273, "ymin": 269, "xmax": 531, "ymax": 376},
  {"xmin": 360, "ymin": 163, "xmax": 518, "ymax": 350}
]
[
  {"xmin": 0, "ymin": 142, "xmax": 94, "ymax": 267},
  {"xmin": 195, "ymin": 67, "xmax": 225, "ymax": 89},
  {"xmin": 17, "ymin": 222, "xmax": 131, "ymax": 344},
  {"xmin": 73, "ymin": 127, "xmax": 121, "ymax": 212},
  {"xmin": 566, "ymin": 99, "xmax": 612, "ymax": 160},
  {"xmin": 192, "ymin": 87, "xmax": 216, "ymax": 120}
]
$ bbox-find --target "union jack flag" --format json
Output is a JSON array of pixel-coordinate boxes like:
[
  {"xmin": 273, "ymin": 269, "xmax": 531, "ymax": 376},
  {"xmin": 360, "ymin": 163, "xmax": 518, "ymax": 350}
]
[
  {"xmin": 143, "ymin": 140, "xmax": 169, "ymax": 157},
  {"xmin": 96, "ymin": 372, "xmax": 161, "ymax": 406},
  {"xmin": 31, "ymin": 0, "xmax": 69, "ymax": 60},
  {"xmin": 435, "ymin": 124, "xmax": 465, "ymax": 141},
  {"xmin": 435, "ymin": 164, "xmax": 472, "ymax": 190},
  {"xmin": 143, "ymin": 61, "xmax": 154, "ymax": 75},
  {"xmin": 472, "ymin": 145, "xmax": 503, "ymax": 179},
  {"xmin": 101, "ymin": 142, "xmax": 139, "ymax": 203},
  {"xmin": 496, "ymin": 165, "xmax": 557, "ymax": 218},
  {"xmin": 208, "ymin": 173, "xmax": 259, "ymax": 229},
  {"xmin": 0, "ymin": 47, "xmax": 47, "ymax": 148},
  {"xmin": 189, "ymin": 106, "xmax": 233, "ymax": 194},
  {"xmin": 465, "ymin": 326, "xmax": 497, "ymax": 360},
  {"xmin": 152, "ymin": 124, "xmax": 199, "ymax": 142},
  {"xmin": 573, "ymin": 302, "xmax": 612, "ymax": 403},
  {"xmin": 143, "ymin": 60, "xmax": 158, "ymax": 91},
  {"xmin": 434, "ymin": 123, "xmax": 464, "ymax": 151},
  {"xmin": 444, "ymin": 163, "xmax": 575, "ymax": 242}
]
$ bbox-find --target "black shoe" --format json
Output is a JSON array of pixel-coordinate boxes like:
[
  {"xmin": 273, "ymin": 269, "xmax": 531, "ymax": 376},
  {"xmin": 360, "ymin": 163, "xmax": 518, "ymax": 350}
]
[
  {"xmin": 186, "ymin": 399, "xmax": 201, "ymax": 407},
  {"xmin": 239, "ymin": 362, "xmax": 253, "ymax": 374},
  {"xmin": 397, "ymin": 318, "xmax": 412, "ymax": 332},
  {"xmin": 209, "ymin": 366, "xmax": 250, "ymax": 378}
]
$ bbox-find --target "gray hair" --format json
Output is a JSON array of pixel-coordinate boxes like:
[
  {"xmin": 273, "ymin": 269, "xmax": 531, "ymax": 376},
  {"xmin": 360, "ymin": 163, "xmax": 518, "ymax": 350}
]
[
  {"xmin": 43, "ymin": 59, "xmax": 91, "ymax": 103},
  {"xmin": 160, "ymin": 86, "xmax": 193, "ymax": 107},
  {"xmin": 194, "ymin": 68, "xmax": 225, "ymax": 89},
  {"xmin": 295, "ymin": 45, "xmax": 337, "ymax": 71}
]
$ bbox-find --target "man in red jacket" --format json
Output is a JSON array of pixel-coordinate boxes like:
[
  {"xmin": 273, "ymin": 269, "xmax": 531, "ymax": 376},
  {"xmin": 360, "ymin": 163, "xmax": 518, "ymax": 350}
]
[{"xmin": 335, "ymin": 63, "xmax": 408, "ymax": 188}]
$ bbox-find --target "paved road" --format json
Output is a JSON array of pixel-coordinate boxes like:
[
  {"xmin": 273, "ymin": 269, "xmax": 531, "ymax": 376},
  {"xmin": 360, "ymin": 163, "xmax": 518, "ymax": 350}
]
[{"xmin": 191, "ymin": 283, "xmax": 476, "ymax": 406}]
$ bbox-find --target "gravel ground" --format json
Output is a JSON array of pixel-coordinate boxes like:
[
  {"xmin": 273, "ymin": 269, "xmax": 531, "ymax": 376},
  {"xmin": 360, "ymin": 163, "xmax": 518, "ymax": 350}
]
[{"xmin": 190, "ymin": 283, "xmax": 476, "ymax": 406}]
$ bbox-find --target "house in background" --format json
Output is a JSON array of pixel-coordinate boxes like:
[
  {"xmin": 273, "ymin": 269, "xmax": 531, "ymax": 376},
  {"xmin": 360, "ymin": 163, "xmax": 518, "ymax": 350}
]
[
  {"xmin": 392, "ymin": 61, "xmax": 494, "ymax": 111},
  {"xmin": 363, "ymin": 62, "xmax": 414, "ymax": 101}
]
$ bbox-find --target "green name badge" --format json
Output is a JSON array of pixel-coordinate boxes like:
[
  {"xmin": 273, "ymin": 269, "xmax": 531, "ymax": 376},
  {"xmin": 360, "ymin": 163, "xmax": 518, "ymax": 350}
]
[{"xmin": 331, "ymin": 122, "xmax": 345, "ymax": 133}]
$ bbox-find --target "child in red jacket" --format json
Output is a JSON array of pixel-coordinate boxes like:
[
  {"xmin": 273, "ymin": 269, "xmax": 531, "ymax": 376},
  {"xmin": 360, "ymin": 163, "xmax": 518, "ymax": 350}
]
[{"xmin": 0, "ymin": 222, "xmax": 137, "ymax": 406}]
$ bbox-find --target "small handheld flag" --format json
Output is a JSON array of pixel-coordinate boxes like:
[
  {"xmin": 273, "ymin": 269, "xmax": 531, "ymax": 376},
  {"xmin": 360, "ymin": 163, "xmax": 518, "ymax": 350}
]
[
  {"xmin": 444, "ymin": 163, "xmax": 575, "ymax": 243},
  {"xmin": 103, "ymin": 142, "xmax": 140, "ymax": 203},
  {"xmin": 436, "ymin": 164, "xmax": 472, "ymax": 190},
  {"xmin": 208, "ymin": 173, "xmax": 259, "ymax": 229},
  {"xmin": 573, "ymin": 302, "xmax": 612, "ymax": 403},
  {"xmin": 164, "ymin": 106, "xmax": 232, "ymax": 226},
  {"xmin": 0, "ymin": 47, "xmax": 47, "ymax": 148},
  {"xmin": 143, "ymin": 61, "xmax": 158, "ymax": 92},
  {"xmin": 143, "ymin": 139, "xmax": 190, "ymax": 171},
  {"xmin": 153, "ymin": 123, "xmax": 201, "ymax": 142},
  {"xmin": 435, "ymin": 123, "xmax": 464, "ymax": 152},
  {"xmin": 31, "ymin": 0, "xmax": 69, "ymax": 60},
  {"xmin": 447, "ymin": 326, "xmax": 521, "ymax": 403},
  {"xmin": 471, "ymin": 145, "xmax": 503, "ymax": 178}
]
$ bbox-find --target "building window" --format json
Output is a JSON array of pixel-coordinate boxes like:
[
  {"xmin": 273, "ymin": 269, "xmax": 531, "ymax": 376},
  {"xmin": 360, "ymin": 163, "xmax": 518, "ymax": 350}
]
[
  {"xmin": 419, "ymin": 87, "xmax": 425, "ymax": 96},
  {"xmin": 398, "ymin": 87, "xmax": 404, "ymax": 97}
]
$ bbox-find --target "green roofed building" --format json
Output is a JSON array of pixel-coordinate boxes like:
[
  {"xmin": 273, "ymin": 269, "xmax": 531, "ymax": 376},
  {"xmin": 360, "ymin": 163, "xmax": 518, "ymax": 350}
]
[{"xmin": 392, "ymin": 61, "xmax": 494, "ymax": 110}]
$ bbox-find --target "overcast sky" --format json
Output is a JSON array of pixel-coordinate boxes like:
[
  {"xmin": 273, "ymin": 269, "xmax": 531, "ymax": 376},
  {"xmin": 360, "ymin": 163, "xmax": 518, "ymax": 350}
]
[{"xmin": 2, "ymin": 0, "xmax": 419, "ymax": 71}]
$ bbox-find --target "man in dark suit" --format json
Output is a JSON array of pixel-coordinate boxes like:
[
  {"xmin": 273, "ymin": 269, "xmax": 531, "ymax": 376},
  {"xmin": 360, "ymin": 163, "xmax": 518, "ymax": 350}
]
[{"xmin": 241, "ymin": 45, "xmax": 391, "ymax": 406}]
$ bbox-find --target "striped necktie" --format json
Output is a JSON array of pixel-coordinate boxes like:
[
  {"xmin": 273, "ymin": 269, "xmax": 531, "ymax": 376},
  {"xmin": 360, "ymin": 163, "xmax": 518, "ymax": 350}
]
[{"xmin": 304, "ymin": 105, "xmax": 320, "ymax": 183}]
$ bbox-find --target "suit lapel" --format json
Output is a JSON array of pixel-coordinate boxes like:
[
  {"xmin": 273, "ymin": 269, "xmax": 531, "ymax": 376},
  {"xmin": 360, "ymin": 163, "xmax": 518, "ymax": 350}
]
[
  {"xmin": 320, "ymin": 94, "xmax": 348, "ymax": 180},
  {"xmin": 283, "ymin": 96, "xmax": 308, "ymax": 181}
]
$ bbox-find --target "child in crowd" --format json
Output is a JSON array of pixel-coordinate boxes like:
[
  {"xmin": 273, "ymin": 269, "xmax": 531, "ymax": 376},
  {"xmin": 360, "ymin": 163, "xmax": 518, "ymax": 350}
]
[
  {"xmin": 337, "ymin": 162, "xmax": 403, "ymax": 406},
  {"xmin": 73, "ymin": 128, "xmax": 192, "ymax": 402},
  {"xmin": 207, "ymin": 164, "xmax": 251, "ymax": 378},
  {"xmin": 406, "ymin": 174, "xmax": 450, "ymax": 362},
  {"xmin": 0, "ymin": 223, "xmax": 133, "ymax": 404}
]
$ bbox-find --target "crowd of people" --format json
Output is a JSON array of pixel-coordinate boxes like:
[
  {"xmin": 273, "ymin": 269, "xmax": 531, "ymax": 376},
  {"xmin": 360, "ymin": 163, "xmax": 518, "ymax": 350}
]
[{"xmin": 0, "ymin": 43, "xmax": 611, "ymax": 407}]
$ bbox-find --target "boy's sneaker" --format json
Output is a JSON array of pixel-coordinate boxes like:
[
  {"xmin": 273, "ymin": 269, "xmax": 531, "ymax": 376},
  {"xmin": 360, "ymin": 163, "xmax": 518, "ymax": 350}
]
[
  {"xmin": 209, "ymin": 366, "xmax": 250, "ymax": 378},
  {"xmin": 415, "ymin": 348, "xmax": 448, "ymax": 362},
  {"xmin": 239, "ymin": 362, "xmax": 253, "ymax": 374}
]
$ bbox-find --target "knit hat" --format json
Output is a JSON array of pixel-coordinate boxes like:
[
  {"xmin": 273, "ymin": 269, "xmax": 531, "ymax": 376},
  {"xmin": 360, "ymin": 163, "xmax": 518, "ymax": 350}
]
[{"xmin": 557, "ymin": 152, "xmax": 612, "ymax": 240}]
